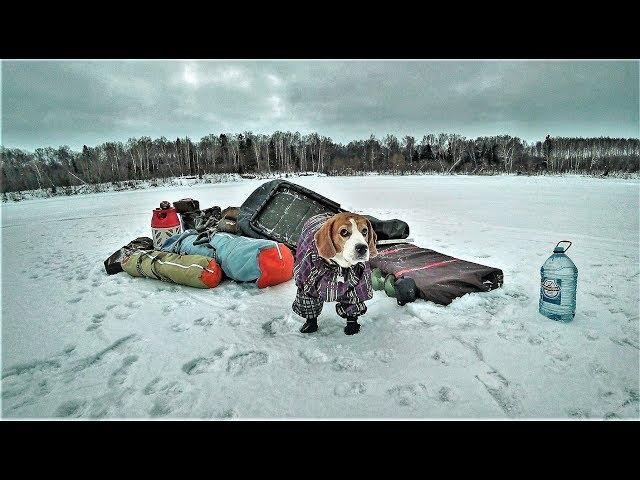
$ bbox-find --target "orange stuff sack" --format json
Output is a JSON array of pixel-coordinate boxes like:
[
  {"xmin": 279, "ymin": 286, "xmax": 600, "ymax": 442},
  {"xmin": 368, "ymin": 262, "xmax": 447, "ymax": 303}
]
[{"xmin": 256, "ymin": 243, "xmax": 294, "ymax": 288}]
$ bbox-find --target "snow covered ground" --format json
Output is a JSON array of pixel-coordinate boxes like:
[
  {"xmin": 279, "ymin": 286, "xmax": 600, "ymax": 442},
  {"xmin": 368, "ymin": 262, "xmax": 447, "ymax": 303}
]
[{"xmin": 1, "ymin": 175, "xmax": 638, "ymax": 419}]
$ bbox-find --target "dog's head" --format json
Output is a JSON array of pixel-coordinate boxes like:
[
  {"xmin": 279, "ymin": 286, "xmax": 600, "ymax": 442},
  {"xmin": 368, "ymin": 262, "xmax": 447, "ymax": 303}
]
[{"xmin": 314, "ymin": 212, "xmax": 377, "ymax": 267}]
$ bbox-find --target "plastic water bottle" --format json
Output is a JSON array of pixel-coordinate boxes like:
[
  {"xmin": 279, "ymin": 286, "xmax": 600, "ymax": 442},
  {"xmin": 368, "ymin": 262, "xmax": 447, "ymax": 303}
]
[{"xmin": 539, "ymin": 240, "xmax": 578, "ymax": 322}]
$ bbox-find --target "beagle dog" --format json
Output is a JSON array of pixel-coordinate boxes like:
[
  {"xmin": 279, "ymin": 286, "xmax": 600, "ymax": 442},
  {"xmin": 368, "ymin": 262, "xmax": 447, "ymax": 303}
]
[{"xmin": 292, "ymin": 212, "xmax": 377, "ymax": 335}]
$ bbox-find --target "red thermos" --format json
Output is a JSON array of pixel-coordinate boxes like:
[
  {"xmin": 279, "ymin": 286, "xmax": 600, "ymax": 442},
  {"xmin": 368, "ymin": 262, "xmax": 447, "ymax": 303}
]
[{"xmin": 151, "ymin": 201, "xmax": 181, "ymax": 249}]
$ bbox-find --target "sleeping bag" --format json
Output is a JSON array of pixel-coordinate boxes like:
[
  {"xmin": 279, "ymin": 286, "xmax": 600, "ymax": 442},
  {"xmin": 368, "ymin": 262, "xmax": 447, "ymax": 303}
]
[
  {"xmin": 161, "ymin": 230, "xmax": 293, "ymax": 288},
  {"xmin": 122, "ymin": 251, "xmax": 222, "ymax": 289},
  {"xmin": 370, "ymin": 243, "xmax": 504, "ymax": 306}
]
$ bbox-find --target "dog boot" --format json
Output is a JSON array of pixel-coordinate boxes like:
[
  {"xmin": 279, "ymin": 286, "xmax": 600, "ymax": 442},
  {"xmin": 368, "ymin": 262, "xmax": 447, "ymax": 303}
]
[
  {"xmin": 344, "ymin": 317, "xmax": 361, "ymax": 335},
  {"xmin": 300, "ymin": 318, "xmax": 318, "ymax": 334}
]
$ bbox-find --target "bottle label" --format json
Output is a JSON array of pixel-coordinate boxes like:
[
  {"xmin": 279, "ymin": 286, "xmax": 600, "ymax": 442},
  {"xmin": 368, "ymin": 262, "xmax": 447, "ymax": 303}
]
[{"xmin": 541, "ymin": 277, "xmax": 561, "ymax": 305}]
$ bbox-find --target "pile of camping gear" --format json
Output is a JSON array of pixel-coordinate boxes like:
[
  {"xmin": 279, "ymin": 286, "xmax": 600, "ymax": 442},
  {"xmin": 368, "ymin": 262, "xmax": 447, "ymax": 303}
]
[{"xmin": 104, "ymin": 179, "xmax": 503, "ymax": 304}]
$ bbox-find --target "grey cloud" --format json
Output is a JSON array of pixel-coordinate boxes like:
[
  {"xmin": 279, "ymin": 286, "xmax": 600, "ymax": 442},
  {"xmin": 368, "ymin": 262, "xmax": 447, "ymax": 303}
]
[{"xmin": 2, "ymin": 60, "xmax": 638, "ymax": 151}]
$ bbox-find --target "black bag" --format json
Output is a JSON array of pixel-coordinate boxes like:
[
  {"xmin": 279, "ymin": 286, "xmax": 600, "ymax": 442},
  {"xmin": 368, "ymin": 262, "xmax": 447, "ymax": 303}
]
[
  {"xmin": 365, "ymin": 215, "xmax": 410, "ymax": 241},
  {"xmin": 174, "ymin": 198, "xmax": 200, "ymax": 214},
  {"xmin": 104, "ymin": 237, "xmax": 154, "ymax": 275},
  {"xmin": 180, "ymin": 206, "xmax": 222, "ymax": 232}
]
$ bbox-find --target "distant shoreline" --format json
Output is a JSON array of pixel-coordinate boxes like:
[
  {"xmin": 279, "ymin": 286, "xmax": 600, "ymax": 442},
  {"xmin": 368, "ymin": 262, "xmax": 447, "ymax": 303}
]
[{"xmin": 2, "ymin": 170, "xmax": 638, "ymax": 203}]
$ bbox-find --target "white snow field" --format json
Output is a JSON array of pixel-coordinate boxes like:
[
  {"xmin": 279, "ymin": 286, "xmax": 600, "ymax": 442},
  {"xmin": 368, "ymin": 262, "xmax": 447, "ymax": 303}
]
[{"xmin": 1, "ymin": 175, "xmax": 638, "ymax": 419}]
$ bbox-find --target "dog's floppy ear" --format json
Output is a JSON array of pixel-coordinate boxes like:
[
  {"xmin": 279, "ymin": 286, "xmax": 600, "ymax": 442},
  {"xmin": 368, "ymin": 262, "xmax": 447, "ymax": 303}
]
[
  {"xmin": 314, "ymin": 217, "xmax": 337, "ymax": 259},
  {"xmin": 366, "ymin": 218, "xmax": 378, "ymax": 257}
]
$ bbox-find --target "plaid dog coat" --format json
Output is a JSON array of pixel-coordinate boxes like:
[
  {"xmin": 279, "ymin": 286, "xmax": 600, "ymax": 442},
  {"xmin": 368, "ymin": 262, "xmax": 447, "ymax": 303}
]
[{"xmin": 292, "ymin": 213, "xmax": 373, "ymax": 319}]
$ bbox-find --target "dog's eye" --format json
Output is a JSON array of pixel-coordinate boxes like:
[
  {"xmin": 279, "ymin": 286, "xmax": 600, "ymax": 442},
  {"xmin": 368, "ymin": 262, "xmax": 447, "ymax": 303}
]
[
  {"xmin": 362, "ymin": 228, "xmax": 368, "ymax": 236},
  {"xmin": 340, "ymin": 228, "xmax": 350, "ymax": 238}
]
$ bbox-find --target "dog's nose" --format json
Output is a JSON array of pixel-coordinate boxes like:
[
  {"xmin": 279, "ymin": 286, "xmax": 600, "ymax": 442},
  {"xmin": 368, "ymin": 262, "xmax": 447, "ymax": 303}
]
[{"xmin": 355, "ymin": 243, "xmax": 368, "ymax": 256}]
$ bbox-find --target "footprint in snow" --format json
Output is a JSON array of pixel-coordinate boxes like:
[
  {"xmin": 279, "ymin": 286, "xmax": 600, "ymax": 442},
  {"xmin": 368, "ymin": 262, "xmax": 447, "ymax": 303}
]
[
  {"xmin": 170, "ymin": 323, "xmax": 191, "ymax": 332},
  {"xmin": 430, "ymin": 350, "xmax": 449, "ymax": 365},
  {"xmin": 182, "ymin": 347, "xmax": 230, "ymax": 375},
  {"xmin": 108, "ymin": 355, "xmax": 139, "ymax": 387},
  {"xmin": 226, "ymin": 351, "xmax": 268, "ymax": 376},
  {"xmin": 437, "ymin": 386, "xmax": 457, "ymax": 403},
  {"xmin": 374, "ymin": 349, "xmax": 396, "ymax": 364},
  {"xmin": 567, "ymin": 407, "xmax": 590, "ymax": 419},
  {"xmin": 584, "ymin": 329, "xmax": 600, "ymax": 341},
  {"xmin": 54, "ymin": 399, "xmax": 88, "ymax": 418},
  {"xmin": 334, "ymin": 382, "xmax": 367, "ymax": 397},
  {"xmin": 162, "ymin": 304, "xmax": 175, "ymax": 314},
  {"xmin": 193, "ymin": 317, "xmax": 214, "ymax": 327},
  {"xmin": 331, "ymin": 356, "xmax": 364, "ymax": 372},
  {"xmin": 67, "ymin": 297, "xmax": 82, "ymax": 304},
  {"xmin": 299, "ymin": 348, "xmax": 330, "ymax": 364},
  {"xmin": 475, "ymin": 369, "xmax": 523, "ymax": 417},
  {"xmin": 387, "ymin": 383, "xmax": 429, "ymax": 407},
  {"xmin": 143, "ymin": 377, "xmax": 162, "ymax": 395}
]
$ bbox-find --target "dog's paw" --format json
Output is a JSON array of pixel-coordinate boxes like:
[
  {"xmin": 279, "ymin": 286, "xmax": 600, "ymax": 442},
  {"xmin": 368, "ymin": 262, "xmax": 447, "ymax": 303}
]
[
  {"xmin": 344, "ymin": 322, "xmax": 360, "ymax": 335},
  {"xmin": 300, "ymin": 319, "xmax": 319, "ymax": 334}
]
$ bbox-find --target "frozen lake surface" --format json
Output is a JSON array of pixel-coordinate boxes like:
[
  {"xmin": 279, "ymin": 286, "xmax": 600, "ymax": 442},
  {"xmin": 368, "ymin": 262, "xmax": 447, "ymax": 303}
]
[{"xmin": 2, "ymin": 175, "xmax": 638, "ymax": 418}]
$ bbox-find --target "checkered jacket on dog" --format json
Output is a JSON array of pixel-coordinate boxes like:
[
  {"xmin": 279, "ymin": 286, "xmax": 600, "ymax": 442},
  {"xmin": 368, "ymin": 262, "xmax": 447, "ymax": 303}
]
[{"xmin": 292, "ymin": 213, "xmax": 373, "ymax": 319}]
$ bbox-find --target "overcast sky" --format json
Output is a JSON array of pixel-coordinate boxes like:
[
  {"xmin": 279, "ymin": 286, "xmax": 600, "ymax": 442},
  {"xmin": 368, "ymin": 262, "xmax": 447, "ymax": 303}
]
[{"xmin": 1, "ymin": 60, "xmax": 638, "ymax": 151}]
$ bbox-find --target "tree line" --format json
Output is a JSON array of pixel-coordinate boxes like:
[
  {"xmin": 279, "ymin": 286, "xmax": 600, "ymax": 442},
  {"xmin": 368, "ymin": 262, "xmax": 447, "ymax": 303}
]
[{"xmin": 1, "ymin": 132, "xmax": 638, "ymax": 193}]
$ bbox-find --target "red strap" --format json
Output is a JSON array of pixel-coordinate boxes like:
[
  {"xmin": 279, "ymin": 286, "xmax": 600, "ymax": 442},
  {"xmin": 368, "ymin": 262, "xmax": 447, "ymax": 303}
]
[
  {"xmin": 394, "ymin": 259, "xmax": 459, "ymax": 278},
  {"xmin": 377, "ymin": 245, "xmax": 421, "ymax": 256}
]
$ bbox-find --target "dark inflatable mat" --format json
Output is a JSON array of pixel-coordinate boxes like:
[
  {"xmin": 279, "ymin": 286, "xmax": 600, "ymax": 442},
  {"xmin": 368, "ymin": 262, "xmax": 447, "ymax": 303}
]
[
  {"xmin": 238, "ymin": 179, "xmax": 342, "ymax": 250},
  {"xmin": 238, "ymin": 179, "xmax": 409, "ymax": 251},
  {"xmin": 369, "ymin": 243, "xmax": 504, "ymax": 306}
]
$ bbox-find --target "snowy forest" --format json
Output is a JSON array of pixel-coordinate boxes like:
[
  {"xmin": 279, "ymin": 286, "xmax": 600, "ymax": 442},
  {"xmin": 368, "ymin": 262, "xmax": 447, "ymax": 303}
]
[{"xmin": 1, "ymin": 132, "xmax": 639, "ymax": 193}]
